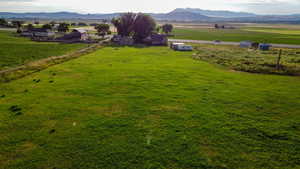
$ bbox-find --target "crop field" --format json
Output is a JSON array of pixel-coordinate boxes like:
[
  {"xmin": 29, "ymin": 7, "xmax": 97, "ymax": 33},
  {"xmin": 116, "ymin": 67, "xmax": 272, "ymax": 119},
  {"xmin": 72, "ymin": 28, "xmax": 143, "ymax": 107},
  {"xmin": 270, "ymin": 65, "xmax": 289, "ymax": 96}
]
[
  {"xmin": 0, "ymin": 46, "xmax": 299, "ymax": 169},
  {"xmin": 243, "ymin": 27, "xmax": 300, "ymax": 35},
  {"xmin": 193, "ymin": 44, "xmax": 300, "ymax": 75},
  {"xmin": 0, "ymin": 31, "xmax": 87, "ymax": 71},
  {"xmin": 173, "ymin": 26, "xmax": 300, "ymax": 45}
]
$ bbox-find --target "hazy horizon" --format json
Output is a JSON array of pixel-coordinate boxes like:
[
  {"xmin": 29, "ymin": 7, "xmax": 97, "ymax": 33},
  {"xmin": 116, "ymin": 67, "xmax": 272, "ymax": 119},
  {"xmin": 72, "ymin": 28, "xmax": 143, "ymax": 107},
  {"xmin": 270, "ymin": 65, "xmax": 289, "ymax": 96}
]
[{"xmin": 1, "ymin": 0, "xmax": 300, "ymax": 15}]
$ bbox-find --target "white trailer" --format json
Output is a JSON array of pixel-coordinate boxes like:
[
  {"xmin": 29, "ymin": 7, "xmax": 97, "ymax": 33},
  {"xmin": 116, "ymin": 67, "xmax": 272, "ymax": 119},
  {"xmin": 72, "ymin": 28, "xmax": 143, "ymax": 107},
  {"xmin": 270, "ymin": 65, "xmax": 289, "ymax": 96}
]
[{"xmin": 171, "ymin": 43, "xmax": 193, "ymax": 51}]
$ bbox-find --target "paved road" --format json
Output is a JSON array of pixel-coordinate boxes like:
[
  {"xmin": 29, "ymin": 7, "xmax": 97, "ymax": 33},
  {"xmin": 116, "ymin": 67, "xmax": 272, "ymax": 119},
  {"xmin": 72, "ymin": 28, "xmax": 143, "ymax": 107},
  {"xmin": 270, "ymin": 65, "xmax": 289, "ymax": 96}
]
[{"xmin": 169, "ymin": 39, "xmax": 300, "ymax": 49}]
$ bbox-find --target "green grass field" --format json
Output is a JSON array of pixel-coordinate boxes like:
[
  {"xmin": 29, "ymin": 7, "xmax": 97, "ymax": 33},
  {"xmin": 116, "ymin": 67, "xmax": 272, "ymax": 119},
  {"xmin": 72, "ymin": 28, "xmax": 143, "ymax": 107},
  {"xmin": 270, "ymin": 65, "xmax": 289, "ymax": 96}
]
[
  {"xmin": 0, "ymin": 31, "xmax": 87, "ymax": 70},
  {"xmin": 173, "ymin": 27, "xmax": 300, "ymax": 45},
  {"xmin": 1, "ymin": 46, "xmax": 299, "ymax": 169}
]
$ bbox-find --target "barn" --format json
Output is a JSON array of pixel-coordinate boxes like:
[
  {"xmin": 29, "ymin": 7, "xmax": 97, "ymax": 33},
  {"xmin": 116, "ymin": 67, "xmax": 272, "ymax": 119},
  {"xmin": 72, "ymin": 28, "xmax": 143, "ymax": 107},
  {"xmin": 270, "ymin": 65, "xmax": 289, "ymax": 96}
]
[{"xmin": 57, "ymin": 29, "xmax": 88, "ymax": 41}]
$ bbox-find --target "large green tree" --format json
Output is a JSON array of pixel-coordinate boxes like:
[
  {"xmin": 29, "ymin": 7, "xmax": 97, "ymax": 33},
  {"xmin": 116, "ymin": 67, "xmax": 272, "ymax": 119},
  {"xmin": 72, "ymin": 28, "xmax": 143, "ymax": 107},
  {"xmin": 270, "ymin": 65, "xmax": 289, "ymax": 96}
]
[
  {"xmin": 0, "ymin": 18, "xmax": 8, "ymax": 26},
  {"xmin": 42, "ymin": 24, "xmax": 52, "ymax": 30},
  {"xmin": 112, "ymin": 13, "xmax": 136, "ymax": 37},
  {"xmin": 57, "ymin": 23, "xmax": 69, "ymax": 33},
  {"xmin": 133, "ymin": 13, "xmax": 156, "ymax": 42},
  {"xmin": 11, "ymin": 20, "xmax": 24, "ymax": 28},
  {"xmin": 162, "ymin": 24, "xmax": 173, "ymax": 35},
  {"xmin": 27, "ymin": 24, "xmax": 34, "ymax": 31},
  {"xmin": 95, "ymin": 24, "xmax": 110, "ymax": 38},
  {"xmin": 112, "ymin": 13, "xmax": 156, "ymax": 43}
]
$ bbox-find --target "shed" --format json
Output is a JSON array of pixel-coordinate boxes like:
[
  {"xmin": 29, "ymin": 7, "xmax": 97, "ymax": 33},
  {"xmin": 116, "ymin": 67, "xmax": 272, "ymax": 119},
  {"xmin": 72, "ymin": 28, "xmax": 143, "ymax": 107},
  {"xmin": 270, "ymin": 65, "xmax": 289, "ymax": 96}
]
[
  {"xmin": 72, "ymin": 29, "xmax": 88, "ymax": 40},
  {"xmin": 57, "ymin": 29, "xmax": 88, "ymax": 41}
]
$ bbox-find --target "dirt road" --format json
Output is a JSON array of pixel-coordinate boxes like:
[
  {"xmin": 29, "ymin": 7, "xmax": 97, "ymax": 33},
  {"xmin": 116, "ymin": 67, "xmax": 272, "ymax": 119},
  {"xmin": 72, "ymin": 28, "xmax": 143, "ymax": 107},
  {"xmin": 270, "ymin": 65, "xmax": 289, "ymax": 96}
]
[{"xmin": 169, "ymin": 39, "xmax": 300, "ymax": 49}]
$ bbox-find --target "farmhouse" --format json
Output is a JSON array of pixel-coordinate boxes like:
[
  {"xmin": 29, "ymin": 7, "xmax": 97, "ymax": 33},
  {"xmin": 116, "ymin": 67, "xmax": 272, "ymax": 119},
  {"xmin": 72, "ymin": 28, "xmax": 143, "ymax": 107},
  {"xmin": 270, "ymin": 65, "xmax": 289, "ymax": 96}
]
[
  {"xmin": 21, "ymin": 28, "xmax": 55, "ymax": 38},
  {"xmin": 112, "ymin": 35, "xmax": 134, "ymax": 46},
  {"xmin": 143, "ymin": 33, "xmax": 168, "ymax": 46}
]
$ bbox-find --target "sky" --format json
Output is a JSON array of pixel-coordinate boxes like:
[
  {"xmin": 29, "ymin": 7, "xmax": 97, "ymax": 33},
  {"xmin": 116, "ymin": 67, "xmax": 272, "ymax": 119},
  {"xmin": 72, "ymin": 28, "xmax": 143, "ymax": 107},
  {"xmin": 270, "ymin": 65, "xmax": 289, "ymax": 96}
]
[{"xmin": 0, "ymin": 0, "xmax": 300, "ymax": 15}]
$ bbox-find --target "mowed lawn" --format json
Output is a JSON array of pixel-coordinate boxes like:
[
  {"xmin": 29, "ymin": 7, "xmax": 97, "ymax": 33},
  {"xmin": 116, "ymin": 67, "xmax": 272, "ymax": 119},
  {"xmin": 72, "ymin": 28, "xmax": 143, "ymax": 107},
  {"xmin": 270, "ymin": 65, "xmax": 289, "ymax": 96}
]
[
  {"xmin": 0, "ymin": 31, "xmax": 86, "ymax": 70},
  {"xmin": 0, "ymin": 46, "xmax": 300, "ymax": 169},
  {"xmin": 173, "ymin": 27, "xmax": 300, "ymax": 45}
]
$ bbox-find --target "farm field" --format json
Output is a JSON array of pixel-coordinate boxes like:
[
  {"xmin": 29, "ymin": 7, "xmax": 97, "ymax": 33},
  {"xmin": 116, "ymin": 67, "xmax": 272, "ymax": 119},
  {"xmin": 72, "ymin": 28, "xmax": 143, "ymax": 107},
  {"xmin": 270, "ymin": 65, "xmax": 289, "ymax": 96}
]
[
  {"xmin": 0, "ymin": 46, "xmax": 300, "ymax": 169},
  {"xmin": 243, "ymin": 27, "xmax": 300, "ymax": 35},
  {"xmin": 173, "ymin": 26, "xmax": 300, "ymax": 45},
  {"xmin": 193, "ymin": 44, "xmax": 300, "ymax": 75},
  {"xmin": 0, "ymin": 31, "xmax": 87, "ymax": 71}
]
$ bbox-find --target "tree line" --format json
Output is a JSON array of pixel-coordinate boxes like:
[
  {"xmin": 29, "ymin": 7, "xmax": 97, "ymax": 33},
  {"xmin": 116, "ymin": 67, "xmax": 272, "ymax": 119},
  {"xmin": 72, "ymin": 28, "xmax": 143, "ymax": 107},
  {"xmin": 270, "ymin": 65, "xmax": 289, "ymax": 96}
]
[{"xmin": 1, "ymin": 15, "xmax": 173, "ymax": 39}]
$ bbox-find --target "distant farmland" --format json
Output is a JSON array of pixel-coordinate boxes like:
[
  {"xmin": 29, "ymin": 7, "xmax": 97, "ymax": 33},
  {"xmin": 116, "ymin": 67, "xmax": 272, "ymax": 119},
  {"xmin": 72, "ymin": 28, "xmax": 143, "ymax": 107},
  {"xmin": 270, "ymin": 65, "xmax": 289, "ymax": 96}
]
[
  {"xmin": 173, "ymin": 26, "xmax": 300, "ymax": 45},
  {"xmin": 0, "ymin": 31, "xmax": 87, "ymax": 70}
]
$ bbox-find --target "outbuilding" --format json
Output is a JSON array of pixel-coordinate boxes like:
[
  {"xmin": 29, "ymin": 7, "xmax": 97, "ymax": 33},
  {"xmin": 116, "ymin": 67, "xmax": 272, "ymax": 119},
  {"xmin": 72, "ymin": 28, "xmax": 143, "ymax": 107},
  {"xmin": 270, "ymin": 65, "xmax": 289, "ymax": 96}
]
[
  {"xmin": 143, "ymin": 33, "xmax": 168, "ymax": 46},
  {"xmin": 72, "ymin": 29, "xmax": 88, "ymax": 41}
]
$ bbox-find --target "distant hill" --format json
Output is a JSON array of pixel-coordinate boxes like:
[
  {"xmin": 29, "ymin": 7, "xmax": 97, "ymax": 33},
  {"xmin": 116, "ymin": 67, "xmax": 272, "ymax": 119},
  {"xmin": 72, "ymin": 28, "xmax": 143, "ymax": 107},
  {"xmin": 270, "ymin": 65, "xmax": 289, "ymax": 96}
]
[
  {"xmin": 171, "ymin": 8, "xmax": 257, "ymax": 18},
  {"xmin": 0, "ymin": 12, "xmax": 119, "ymax": 20},
  {"xmin": 152, "ymin": 11, "xmax": 211, "ymax": 21},
  {"xmin": 0, "ymin": 9, "xmax": 299, "ymax": 23}
]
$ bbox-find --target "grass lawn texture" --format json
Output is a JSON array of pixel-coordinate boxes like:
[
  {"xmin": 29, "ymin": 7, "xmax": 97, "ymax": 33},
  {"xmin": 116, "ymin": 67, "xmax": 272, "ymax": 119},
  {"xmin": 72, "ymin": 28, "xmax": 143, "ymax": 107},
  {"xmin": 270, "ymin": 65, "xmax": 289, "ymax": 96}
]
[
  {"xmin": 0, "ymin": 31, "xmax": 87, "ymax": 70},
  {"xmin": 173, "ymin": 27, "xmax": 300, "ymax": 45},
  {"xmin": 193, "ymin": 44, "xmax": 300, "ymax": 75},
  {"xmin": 1, "ymin": 46, "xmax": 300, "ymax": 169}
]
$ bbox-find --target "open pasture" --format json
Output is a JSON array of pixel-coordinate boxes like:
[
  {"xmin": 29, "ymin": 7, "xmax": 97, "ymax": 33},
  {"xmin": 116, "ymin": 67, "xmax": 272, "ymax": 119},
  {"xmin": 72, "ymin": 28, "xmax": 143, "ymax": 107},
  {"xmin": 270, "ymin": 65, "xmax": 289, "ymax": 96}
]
[{"xmin": 0, "ymin": 46, "xmax": 300, "ymax": 169}]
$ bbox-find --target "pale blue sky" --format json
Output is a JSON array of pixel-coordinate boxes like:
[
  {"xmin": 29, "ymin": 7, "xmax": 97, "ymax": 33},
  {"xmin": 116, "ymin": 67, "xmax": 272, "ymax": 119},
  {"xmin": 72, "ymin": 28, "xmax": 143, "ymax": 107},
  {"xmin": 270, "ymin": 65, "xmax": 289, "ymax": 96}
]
[{"xmin": 0, "ymin": 0, "xmax": 300, "ymax": 14}]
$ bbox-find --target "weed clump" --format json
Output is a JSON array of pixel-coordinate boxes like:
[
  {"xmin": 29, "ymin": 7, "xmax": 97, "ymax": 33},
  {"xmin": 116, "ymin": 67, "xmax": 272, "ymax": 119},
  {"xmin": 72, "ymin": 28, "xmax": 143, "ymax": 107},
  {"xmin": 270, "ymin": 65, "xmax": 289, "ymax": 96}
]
[
  {"xmin": 8, "ymin": 105, "xmax": 23, "ymax": 116},
  {"xmin": 49, "ymin": 129, "xmax": 56, "ymax": 134},
  {"xmin": 33, "ymin": 79, "xmax": 41, "ymax": 83}
]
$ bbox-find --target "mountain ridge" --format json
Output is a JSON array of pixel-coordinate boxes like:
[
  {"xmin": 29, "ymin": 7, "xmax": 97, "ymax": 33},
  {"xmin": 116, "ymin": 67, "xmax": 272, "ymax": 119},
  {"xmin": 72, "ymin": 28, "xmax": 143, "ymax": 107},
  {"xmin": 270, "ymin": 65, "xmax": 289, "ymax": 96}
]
[{"xmin": 0, "ymin": 8, "xmax": 299, "ymax": 23}]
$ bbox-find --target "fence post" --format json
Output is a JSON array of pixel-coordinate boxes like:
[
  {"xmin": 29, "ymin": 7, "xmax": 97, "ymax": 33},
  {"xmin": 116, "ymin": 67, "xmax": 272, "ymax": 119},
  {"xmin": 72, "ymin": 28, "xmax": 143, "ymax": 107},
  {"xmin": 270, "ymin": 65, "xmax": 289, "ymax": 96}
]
[{"xmin": 276, "ymin": 49, "xmax": 282, "ymax": 70}]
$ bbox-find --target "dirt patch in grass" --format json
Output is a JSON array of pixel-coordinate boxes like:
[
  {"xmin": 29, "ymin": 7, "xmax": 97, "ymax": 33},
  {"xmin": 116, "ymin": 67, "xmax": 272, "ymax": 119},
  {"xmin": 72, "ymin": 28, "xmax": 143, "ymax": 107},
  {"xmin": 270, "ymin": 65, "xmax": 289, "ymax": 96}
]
[
  {"xmin": 151, "ymin": 105, "xmax": 185, "ymax": 113},
  {"xmin": 19, "ymin": 142, "xmax": 37, "ymax": 153},
  {"xmin": 88, "ymin": 104, "xmax": 127, "ymax": 117}
]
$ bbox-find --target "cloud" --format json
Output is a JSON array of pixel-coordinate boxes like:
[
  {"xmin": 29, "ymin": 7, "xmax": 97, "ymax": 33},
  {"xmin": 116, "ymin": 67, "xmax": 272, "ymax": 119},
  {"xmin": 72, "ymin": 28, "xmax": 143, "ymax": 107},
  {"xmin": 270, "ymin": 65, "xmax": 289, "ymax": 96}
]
[
  {"xmin": 236, "ymin": 0, "xmax": 300, "ymax": 14},
  {"xmin": 0, "ymin": 0, "xmax": 35, "ymax": 2}
]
